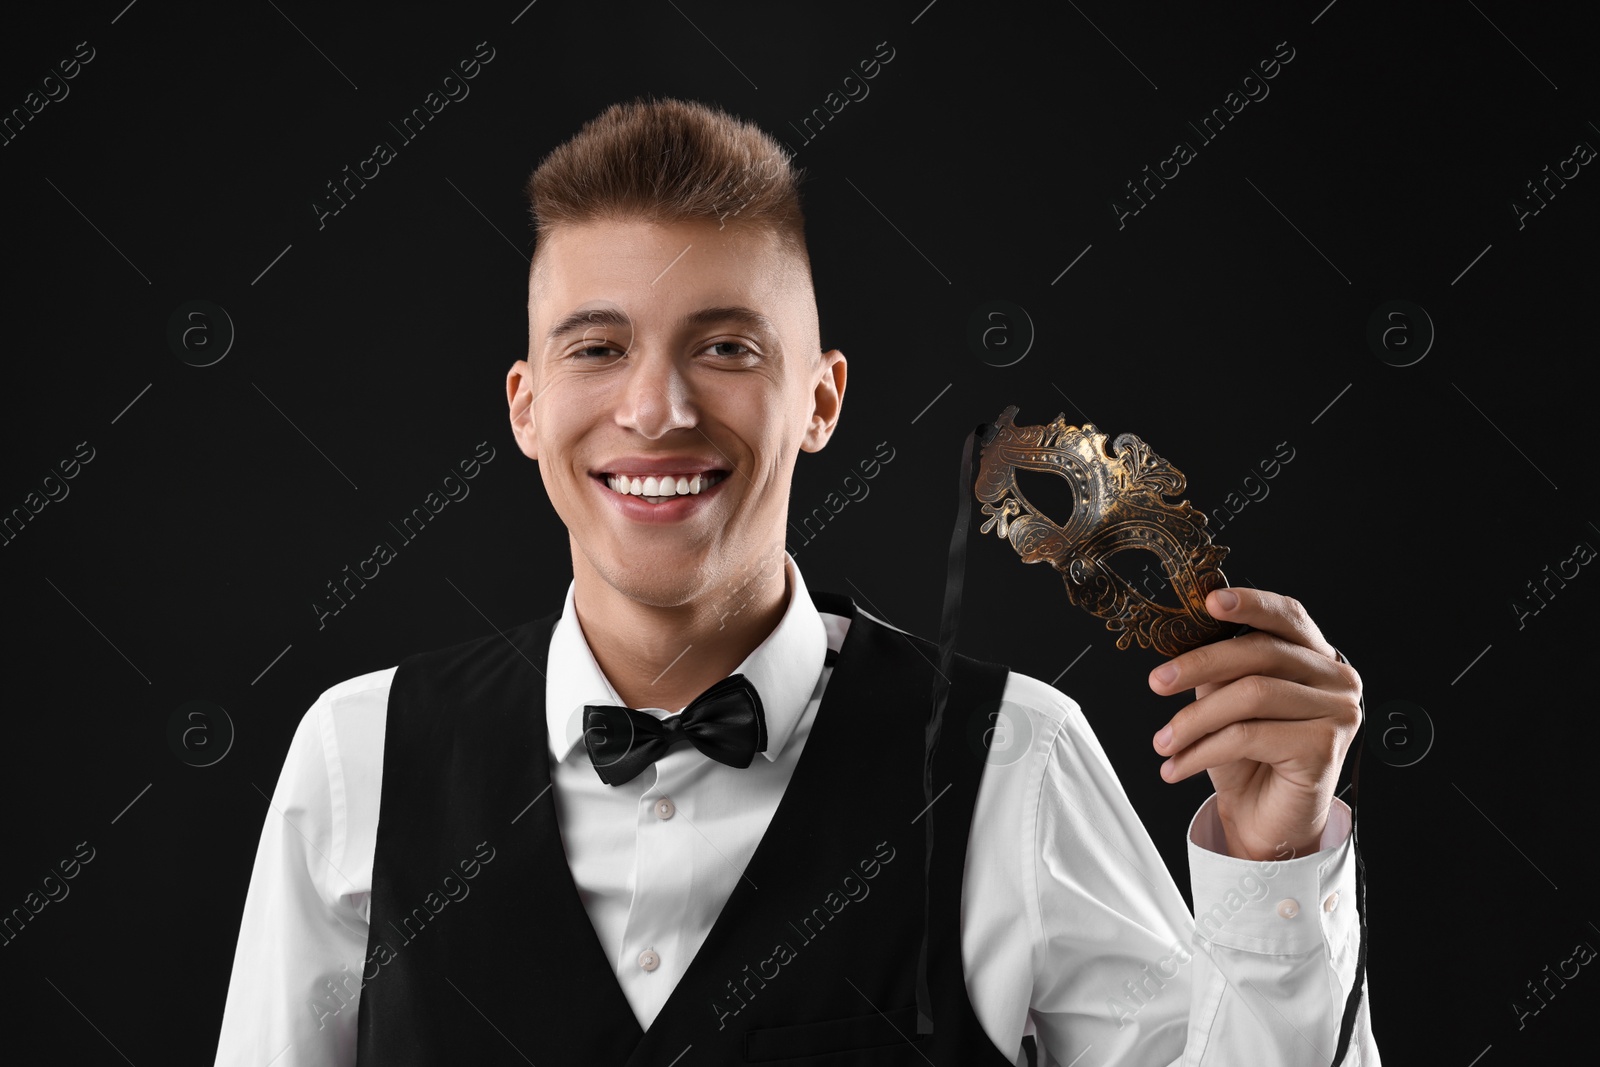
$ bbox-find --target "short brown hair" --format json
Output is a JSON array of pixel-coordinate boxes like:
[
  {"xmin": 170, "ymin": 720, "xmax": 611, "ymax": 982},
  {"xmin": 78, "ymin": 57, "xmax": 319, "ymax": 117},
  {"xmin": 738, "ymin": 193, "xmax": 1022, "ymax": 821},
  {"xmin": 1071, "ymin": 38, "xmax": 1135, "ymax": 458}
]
[{"xmin": 524, "ymin": 96, "xmax": 810, "ymax": 275}]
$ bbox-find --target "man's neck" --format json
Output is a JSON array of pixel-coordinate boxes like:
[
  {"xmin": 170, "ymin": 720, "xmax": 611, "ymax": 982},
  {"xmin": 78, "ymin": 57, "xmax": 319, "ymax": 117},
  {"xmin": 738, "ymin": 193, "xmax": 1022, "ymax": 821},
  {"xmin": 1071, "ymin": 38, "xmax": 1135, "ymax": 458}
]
[{"xmin": 571, "ymin": 555, "xmax": 792, "ymax": 713}]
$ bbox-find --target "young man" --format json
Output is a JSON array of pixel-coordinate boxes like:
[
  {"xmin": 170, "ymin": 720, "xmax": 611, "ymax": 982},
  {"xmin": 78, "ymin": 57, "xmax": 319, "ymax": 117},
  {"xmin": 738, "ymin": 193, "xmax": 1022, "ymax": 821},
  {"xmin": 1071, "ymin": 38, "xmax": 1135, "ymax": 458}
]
[{"xmin": 215, "ymin": 98, "xmax": 1376, "ymax": 1065}]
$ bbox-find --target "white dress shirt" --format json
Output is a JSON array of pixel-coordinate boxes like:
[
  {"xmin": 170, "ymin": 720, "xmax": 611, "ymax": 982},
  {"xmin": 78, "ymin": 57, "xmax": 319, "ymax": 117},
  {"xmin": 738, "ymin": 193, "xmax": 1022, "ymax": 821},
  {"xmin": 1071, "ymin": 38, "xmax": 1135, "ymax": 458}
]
[{"xmin": 215, "ymin": 551, "xmax": 1378, "ymax": 1066}]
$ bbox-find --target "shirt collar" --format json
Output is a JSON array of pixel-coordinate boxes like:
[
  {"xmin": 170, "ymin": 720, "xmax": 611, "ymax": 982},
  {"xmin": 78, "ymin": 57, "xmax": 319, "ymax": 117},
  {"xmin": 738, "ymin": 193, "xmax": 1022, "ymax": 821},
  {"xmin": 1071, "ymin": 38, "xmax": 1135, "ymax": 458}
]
[{"xmin": 545, "ymin": 550, "xmax": 827, "ymax": 766}]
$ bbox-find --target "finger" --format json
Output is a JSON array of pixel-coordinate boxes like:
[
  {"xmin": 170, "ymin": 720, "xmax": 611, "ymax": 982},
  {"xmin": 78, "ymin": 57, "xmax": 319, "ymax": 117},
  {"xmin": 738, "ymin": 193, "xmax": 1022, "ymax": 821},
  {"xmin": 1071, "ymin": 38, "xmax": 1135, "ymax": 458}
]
[
  {"xmin": 1152, "ymin": 674, "xmax": 1361, "ymax": 759},
  {"xmin": 1202, "ymin": 587, "xmax": 1336, "ymax": 660},
  {"xmin": 1157, "ymin": 714, "xmax": 1352, "ymax": 785},
  {"xmin": 1149, "ymin": 629, "xmax": 1348, "ymax": 697}
]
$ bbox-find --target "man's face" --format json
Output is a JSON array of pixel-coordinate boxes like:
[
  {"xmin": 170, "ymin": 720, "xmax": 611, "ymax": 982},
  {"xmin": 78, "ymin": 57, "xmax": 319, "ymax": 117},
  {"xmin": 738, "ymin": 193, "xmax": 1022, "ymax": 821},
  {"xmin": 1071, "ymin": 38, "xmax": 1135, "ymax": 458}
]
[{"xmin": 507, "ymin": 216, "xmax": 845, "ymax": 609}]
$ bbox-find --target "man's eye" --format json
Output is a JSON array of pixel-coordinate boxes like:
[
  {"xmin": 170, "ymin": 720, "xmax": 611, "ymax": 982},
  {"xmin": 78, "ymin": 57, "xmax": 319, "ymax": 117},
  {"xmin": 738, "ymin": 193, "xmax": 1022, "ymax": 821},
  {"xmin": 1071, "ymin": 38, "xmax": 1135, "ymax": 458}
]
[
  {"xmin": 705, "ymin": 341, "xmax": 753, "ymax": 358},
  {"xmin": 572, "ymin": 344, "xmax": 625, "ymax": 362}
]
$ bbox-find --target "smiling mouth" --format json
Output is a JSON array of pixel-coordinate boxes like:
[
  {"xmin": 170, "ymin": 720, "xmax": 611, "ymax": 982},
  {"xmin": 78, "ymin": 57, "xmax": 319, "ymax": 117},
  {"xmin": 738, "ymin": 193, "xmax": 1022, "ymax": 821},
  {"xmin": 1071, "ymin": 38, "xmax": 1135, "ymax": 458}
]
[{"xmin": 596, "ymin": 471, "xmax": 729, "ymax": 503}]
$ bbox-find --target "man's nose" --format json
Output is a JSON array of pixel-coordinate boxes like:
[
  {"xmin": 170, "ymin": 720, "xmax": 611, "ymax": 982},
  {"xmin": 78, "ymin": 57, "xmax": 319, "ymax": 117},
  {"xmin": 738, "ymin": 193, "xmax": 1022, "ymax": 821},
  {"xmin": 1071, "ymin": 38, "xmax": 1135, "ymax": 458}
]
[{"xmin": 616, "ymin": 348, "xmax": 697, "ymax": 439}]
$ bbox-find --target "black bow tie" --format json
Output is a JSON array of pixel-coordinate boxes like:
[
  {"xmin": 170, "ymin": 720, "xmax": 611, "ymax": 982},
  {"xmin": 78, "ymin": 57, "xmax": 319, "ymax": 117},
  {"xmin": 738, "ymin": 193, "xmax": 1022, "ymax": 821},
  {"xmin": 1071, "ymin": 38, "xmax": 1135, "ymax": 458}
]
[{"xmin": 583, "ymin": 674, "xmax": 768, "ymax": 786}]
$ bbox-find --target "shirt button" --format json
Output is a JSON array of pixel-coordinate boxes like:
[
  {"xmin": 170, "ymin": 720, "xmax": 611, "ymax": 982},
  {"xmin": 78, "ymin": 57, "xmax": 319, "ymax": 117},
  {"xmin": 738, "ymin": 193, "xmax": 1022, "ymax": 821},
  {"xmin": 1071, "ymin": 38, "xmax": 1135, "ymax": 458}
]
[
  {"xmin": 654, "ymin": 797, "xmax": 675, "ymax": 820},
  {"xmin": 638, "ymin": 949, "xmax": 660, "ymax": 972},
  {"xmin": 1323, "ymin": 891, "xmax": 1340, "ymax": 913},
  {"xmin": 1276, "ymin": 898, "xmax": 1301, "ymax": 920}
]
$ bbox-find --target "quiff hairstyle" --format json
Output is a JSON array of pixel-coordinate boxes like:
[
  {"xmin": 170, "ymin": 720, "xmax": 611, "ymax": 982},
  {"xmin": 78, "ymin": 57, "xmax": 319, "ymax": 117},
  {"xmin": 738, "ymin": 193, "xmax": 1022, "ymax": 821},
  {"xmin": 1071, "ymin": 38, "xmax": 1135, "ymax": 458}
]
[{"xmin": 524, "ymin": 97, "xmax": 811, "ymax": 279}]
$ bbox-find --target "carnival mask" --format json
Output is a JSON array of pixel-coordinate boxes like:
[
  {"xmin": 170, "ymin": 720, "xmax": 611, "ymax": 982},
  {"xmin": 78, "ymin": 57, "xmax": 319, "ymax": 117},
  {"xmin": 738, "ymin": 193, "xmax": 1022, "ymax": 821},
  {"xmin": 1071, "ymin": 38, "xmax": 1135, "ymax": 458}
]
[{"xmin": 973, "ymin": 405, "xmax": 1243, "ymax": 657}]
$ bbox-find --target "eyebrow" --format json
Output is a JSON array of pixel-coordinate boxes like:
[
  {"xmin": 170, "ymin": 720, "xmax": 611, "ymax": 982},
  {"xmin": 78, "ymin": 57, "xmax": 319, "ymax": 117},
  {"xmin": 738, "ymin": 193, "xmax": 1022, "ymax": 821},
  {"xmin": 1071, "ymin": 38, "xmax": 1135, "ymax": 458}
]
[
  {"xmin": 680, "ymin": 305, "xmax": 779, "ymax": 339},
  {"xmin": 543, "ymin": 305, "xmax": 779, "ymax": 347},
  {"xmin": 545, "ymin": 306, "xmax": 631, "ymax": 345}
]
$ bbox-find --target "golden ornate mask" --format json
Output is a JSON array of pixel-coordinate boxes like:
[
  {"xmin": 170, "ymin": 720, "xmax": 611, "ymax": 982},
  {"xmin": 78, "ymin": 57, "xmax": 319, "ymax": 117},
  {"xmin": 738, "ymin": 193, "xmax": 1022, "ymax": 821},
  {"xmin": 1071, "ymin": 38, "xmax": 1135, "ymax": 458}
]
[{"xmin": 974, "ymin": 405, "xmax": 1240, "ymax": 657}]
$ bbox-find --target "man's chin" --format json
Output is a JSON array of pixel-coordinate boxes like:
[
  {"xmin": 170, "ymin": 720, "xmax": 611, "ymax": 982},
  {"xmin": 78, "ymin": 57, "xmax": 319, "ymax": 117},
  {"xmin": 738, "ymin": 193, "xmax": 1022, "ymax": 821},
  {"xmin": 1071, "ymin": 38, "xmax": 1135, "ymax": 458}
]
[
  {"xmin": 612, "ymin": 579, "xmax": 719, "ymax": 613},
  {"xmin": 584, "ymin": 548, "xmax": 718, "ymax": 608}
]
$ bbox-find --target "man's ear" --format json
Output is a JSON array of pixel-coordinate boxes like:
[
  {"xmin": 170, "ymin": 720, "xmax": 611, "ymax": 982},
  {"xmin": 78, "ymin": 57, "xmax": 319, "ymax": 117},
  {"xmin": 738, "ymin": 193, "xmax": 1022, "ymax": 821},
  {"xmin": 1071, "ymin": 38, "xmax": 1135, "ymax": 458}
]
[
  {"xmin": 801, "ymin": 349, "xmax": 847, "ymax": 453},
  {"xmin": 506, "ymin": 360, "xmax": 539, "ymax": 461}
]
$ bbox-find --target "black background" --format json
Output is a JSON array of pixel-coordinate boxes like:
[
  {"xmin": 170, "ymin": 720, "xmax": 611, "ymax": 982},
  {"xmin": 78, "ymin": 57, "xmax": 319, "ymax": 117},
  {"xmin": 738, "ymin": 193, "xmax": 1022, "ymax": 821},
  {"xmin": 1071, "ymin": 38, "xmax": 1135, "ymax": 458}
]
[{"xmin": 3, "ymin": 0, "xmax": 1596, "ymax": 1063}]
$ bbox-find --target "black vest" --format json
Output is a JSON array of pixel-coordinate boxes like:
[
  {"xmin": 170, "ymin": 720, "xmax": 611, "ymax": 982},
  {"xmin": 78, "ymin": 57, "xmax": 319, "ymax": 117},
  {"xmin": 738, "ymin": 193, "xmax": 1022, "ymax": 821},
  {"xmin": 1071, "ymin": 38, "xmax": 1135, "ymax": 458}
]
[{"xmin": 356, "ymin": 589, "xmax": 1018, "ymax": 1065}]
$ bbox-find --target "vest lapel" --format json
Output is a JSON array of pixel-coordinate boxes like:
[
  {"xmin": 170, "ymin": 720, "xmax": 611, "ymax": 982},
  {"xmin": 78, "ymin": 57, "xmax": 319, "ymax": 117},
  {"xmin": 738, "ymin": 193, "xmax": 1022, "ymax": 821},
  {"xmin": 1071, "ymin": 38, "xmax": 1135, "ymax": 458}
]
[{"xmin": 358, "ymin": 608, "xmax": 644, "ymax": 1064}]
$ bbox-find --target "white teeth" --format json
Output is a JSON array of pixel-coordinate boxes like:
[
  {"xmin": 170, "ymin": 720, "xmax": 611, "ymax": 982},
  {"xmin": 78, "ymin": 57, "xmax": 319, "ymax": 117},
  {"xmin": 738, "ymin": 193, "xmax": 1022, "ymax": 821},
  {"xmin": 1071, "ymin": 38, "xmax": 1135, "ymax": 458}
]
[{"xmin": 605, "ymin": 471, "xmax": 724, "ymax": 499}]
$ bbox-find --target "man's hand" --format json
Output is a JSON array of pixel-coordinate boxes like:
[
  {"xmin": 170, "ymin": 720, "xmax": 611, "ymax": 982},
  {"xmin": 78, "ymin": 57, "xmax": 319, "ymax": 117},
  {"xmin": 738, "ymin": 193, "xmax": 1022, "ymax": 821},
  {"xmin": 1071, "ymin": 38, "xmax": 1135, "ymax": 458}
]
[{"xmin": 1147, "ymin": 587, "xmax": 1362, "ymax": 862}]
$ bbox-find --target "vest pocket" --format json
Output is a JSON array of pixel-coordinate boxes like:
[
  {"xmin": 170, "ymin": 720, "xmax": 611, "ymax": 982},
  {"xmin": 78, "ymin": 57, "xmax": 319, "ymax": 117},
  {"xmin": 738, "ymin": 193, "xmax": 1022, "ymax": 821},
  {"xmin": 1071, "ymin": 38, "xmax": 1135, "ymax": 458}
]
[{"xmin": 743, "ymin": 1003, "xmax": 929, "ymax": 1061}]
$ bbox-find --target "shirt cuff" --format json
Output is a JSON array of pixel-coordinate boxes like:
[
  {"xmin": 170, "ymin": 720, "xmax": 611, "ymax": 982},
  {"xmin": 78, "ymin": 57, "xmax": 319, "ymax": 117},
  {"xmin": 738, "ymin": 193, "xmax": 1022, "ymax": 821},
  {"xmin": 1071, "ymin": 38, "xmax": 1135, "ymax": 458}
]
[{"xmin": 1185, "ymin": 794, "xmax": 1356, "ymax": 956}]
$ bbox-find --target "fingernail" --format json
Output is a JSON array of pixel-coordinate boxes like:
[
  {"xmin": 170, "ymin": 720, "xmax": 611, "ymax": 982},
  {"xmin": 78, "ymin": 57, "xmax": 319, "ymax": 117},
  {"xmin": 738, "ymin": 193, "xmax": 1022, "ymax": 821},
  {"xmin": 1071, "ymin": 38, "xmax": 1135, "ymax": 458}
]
[
  {"xmin": 1154, "ymin": 664, "xmax": 1178, "ymax": 685},
  {"xmin": 1160, "ymin": 758, "xmax": 1175, "ymax": 780},
  {"xmin": 1154, "ymin": 725, "xmax": 1173, "ymax": 749},
  {"xmin": 1214, "ymin": 589, "xmax": 1239, "ymax": 611}
]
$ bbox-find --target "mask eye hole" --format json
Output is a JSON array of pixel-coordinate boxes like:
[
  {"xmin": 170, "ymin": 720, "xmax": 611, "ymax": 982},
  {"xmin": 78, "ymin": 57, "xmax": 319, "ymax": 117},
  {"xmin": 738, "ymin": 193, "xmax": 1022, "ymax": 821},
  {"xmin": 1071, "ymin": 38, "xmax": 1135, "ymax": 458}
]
[
  {"xmin": 1013, "ymin": 468, "xmax": 1078, "ymax": 531},
  {"xmin": 1103, "ymin": 548, "xmax": 1185, "ymax": 610}
]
